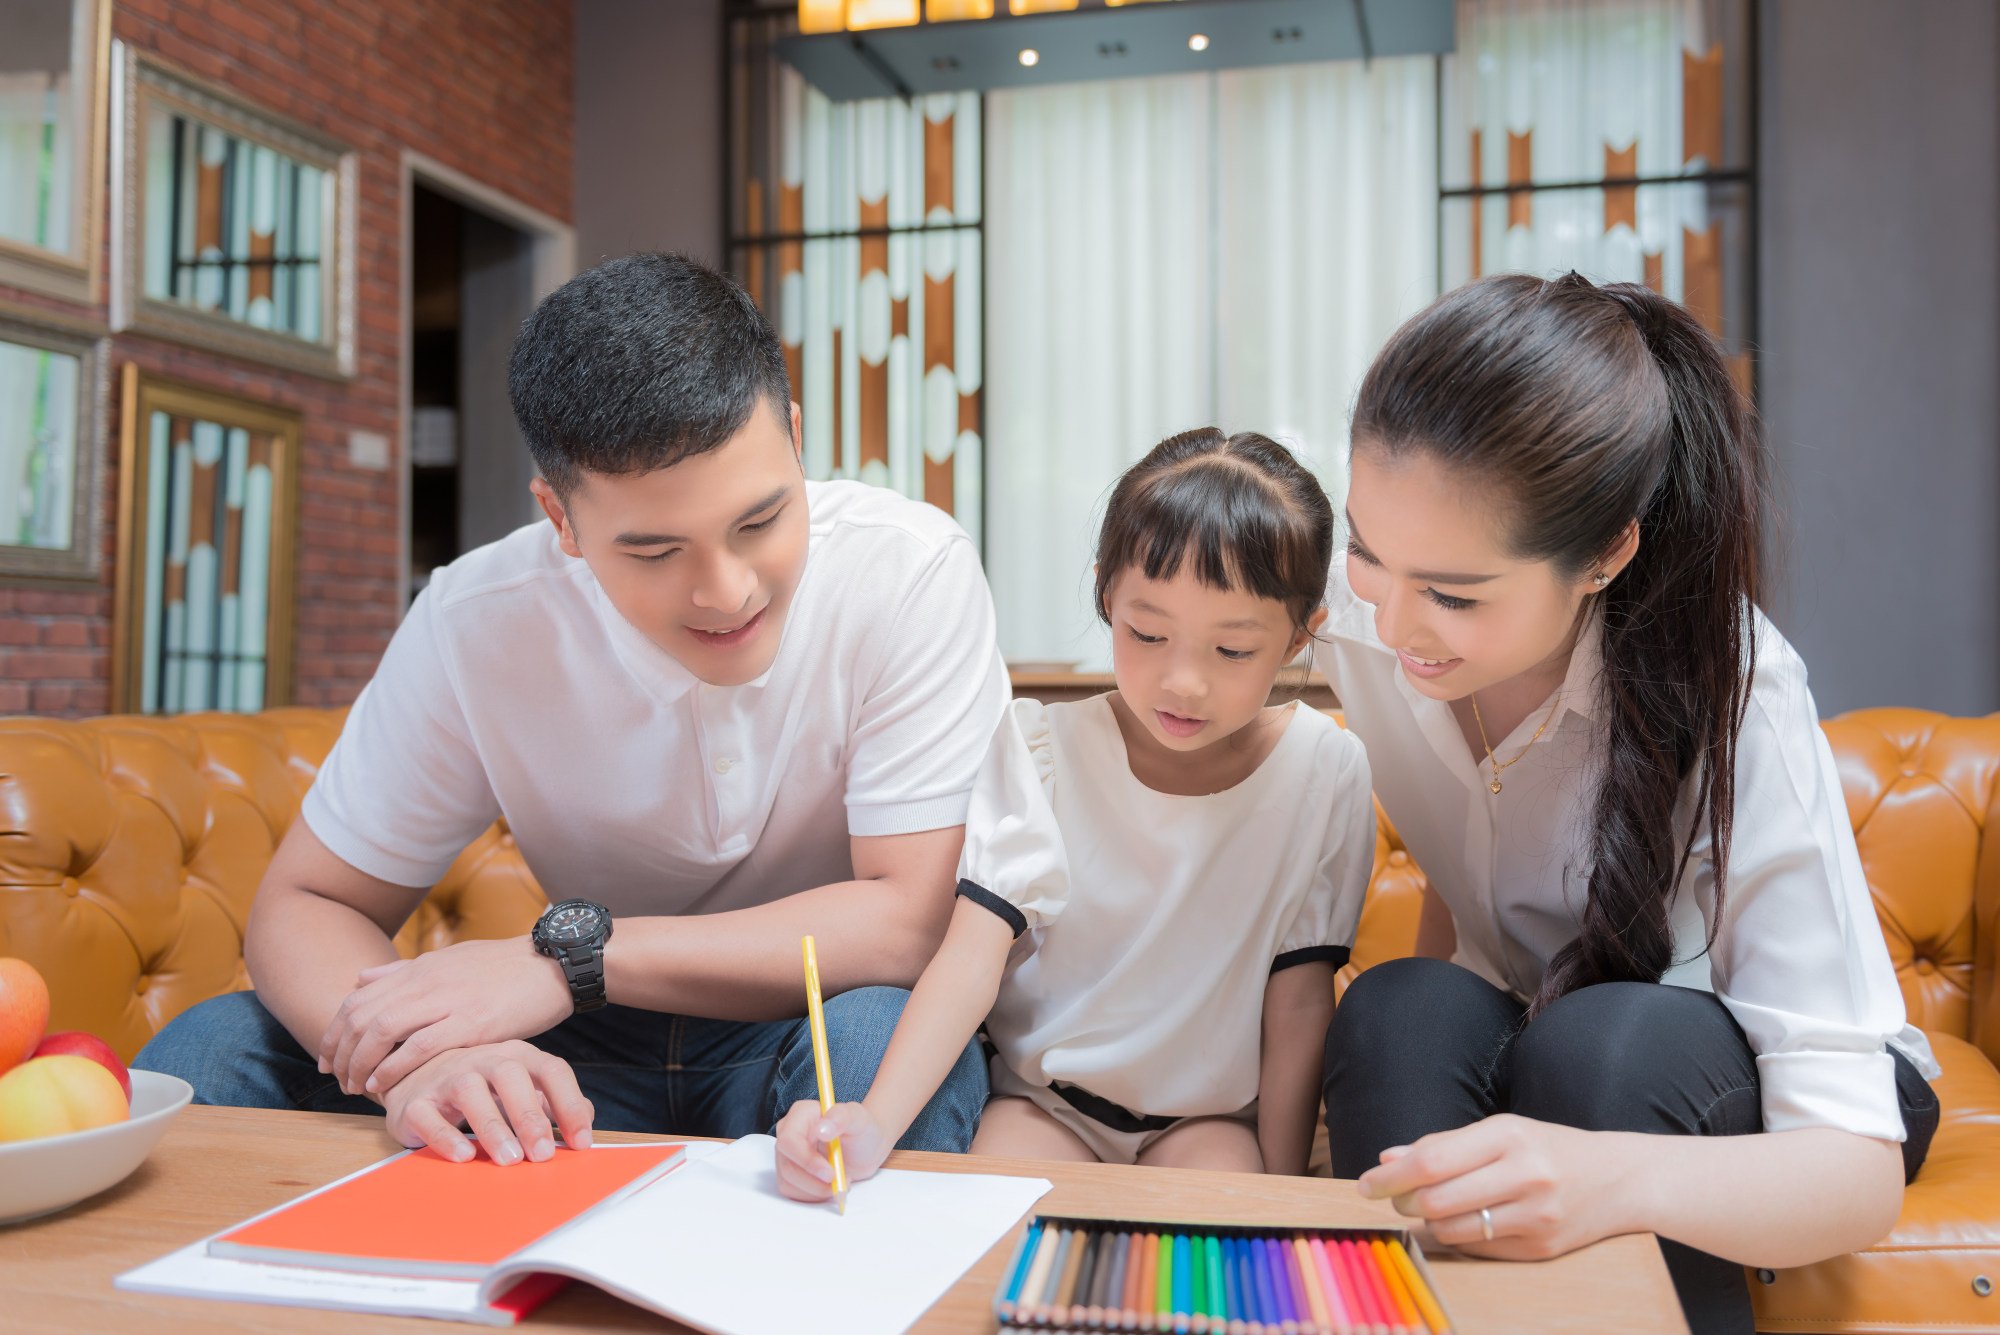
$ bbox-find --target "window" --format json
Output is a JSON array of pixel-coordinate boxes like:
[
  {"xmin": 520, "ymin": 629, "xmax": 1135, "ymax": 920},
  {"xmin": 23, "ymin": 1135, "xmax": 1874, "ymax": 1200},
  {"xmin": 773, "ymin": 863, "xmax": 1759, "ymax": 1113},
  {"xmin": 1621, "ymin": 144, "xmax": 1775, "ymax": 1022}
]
[
  {"xmin": 731, "ymin": 0, "xmax": 1758, "ymax": 669},
  {"xmin": 113, "ymin": 367, "xmax": 300, "ymax": 714},
  {"xmin": 0, "ymin": 311, "xmax": 101, "ymax": 581},
  {"xmin": 141, "ymin": 106, "xmax": 330, "ymax": 344},
  {"xmin": 0, "ymin": 0, "xmax": 108, "ymax": 305},
  {"xmin": 111, "ymin": 44, "xmax": 356, "ymax": 378},
  {"xmin": 728, "ymin": 9, "xmax": 986, "ymax": 543},
  {"xmin": 1440, "ymin": 0, "xmax": 1756, "ymax": 389}
]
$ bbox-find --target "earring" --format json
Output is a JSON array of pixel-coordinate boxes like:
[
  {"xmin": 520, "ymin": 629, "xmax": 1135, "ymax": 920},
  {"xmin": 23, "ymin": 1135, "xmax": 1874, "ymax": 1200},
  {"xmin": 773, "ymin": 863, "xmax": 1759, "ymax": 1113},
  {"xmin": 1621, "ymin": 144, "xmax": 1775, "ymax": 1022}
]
[{"xmin": 1592, "ymin": 572, "xmax": 1611, "ymax": 587}]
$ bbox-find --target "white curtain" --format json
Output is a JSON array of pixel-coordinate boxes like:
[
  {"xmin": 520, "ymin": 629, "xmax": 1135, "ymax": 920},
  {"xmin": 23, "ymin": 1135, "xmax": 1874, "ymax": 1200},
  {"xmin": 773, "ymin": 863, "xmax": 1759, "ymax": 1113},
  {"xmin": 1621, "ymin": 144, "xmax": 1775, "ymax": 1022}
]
[
  {"xmin": 986, "ymin": 58, "xmax": 1438, "ymax": 669},
  {"xmin": 985, "ymin": 75, "xmax": 1217, "ymax": 669},
  {"xmin": 1215, "ymin": 63, "xmax": 1443, "ymax": 509}
]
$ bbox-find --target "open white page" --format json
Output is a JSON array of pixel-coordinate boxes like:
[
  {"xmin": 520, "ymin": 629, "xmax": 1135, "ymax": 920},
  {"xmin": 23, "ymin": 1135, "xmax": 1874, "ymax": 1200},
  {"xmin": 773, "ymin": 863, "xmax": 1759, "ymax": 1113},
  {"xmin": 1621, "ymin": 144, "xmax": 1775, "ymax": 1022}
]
[{"xmin": 483, "ymin": 1134, "xmax": 1052, "ymax": 1335}]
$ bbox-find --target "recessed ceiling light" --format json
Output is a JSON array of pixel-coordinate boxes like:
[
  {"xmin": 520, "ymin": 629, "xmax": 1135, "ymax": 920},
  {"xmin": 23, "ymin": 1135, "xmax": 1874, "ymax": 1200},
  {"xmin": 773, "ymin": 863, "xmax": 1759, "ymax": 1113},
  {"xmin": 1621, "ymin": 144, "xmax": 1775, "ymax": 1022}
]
[
  {"xmin": 1018, "ymin": 47, "xmax": 1040, "ymax": 66},
  {"xmin": 1188, "ymin": 33, "xmax": 1210, "ymax": 51}
]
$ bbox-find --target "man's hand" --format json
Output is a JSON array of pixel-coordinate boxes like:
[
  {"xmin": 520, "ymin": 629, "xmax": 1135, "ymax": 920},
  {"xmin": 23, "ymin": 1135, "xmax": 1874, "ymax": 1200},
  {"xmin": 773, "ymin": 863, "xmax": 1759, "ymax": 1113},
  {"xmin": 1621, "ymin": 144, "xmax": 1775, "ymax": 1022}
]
[
  {"xmin": 318, "ymin": 937, "xmax": 573, "ymax": 1097},
  {"xmin": 382, "ymin": 1041, "xmax": 595, "ymax": 1165}
]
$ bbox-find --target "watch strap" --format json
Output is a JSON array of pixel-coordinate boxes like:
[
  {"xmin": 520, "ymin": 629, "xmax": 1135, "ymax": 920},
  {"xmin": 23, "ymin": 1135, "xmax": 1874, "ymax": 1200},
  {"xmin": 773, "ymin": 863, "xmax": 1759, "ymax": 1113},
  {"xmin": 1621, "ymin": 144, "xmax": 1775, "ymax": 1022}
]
[{"xmin": 555, "ymin": 941, "xmax": 608, "ymax": 1013}]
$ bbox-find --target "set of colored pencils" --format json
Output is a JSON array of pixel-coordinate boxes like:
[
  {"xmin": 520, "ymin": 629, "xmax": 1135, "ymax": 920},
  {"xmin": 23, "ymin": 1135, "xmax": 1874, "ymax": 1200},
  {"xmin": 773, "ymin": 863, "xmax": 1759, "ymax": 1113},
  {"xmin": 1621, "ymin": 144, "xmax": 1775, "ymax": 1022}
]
[{"xmin": 993, "ymin": 1218, "xmax": 1452, "ymax": 1335}]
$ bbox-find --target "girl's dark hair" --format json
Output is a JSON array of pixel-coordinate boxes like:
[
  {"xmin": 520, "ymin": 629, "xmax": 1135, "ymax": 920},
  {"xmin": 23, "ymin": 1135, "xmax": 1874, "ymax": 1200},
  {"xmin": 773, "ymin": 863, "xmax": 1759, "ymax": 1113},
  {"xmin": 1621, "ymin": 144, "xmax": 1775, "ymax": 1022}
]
[
  {"xmin": 1352, "ymin": 272, "xmax": 1764, "ymax": 1014},
  {"xmin": 1094, "ymin": 428, "xmax": 1335, "ymax": 635}
]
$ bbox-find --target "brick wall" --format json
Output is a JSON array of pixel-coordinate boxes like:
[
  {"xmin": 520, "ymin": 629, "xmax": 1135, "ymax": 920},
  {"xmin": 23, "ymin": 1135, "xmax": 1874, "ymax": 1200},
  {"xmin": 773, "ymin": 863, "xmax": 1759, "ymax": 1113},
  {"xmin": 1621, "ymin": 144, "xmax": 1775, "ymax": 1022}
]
[{"xmin": 0, "ymin": 0, "xmax": 574, "ymax": 716}]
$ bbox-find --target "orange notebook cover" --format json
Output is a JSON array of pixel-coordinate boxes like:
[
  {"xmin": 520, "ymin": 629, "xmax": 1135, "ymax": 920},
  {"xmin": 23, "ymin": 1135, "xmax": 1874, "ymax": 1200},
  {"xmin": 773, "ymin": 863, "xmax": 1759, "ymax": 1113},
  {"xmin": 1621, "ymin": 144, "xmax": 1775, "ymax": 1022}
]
[{"xmin": 209, "ymin": 1142, "xmax": 685, "ymax": 1280}]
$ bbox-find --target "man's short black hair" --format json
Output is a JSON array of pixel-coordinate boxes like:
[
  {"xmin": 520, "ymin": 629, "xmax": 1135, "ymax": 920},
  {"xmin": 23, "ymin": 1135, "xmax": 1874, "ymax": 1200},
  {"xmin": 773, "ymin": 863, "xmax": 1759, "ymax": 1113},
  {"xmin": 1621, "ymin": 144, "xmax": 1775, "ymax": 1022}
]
[{"xmin": 508, "ymin": 252, "xmax": 792, "ymax": 497}]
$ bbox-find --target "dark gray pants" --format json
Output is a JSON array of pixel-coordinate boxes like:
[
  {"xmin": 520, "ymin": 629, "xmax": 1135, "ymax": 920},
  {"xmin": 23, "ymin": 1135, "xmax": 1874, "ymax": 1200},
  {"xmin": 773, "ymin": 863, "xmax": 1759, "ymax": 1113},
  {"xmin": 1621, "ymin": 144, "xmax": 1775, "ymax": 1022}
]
[{"xmin": 1322, "ymin": 957, "xmax": 1939, "ymax": 1335}]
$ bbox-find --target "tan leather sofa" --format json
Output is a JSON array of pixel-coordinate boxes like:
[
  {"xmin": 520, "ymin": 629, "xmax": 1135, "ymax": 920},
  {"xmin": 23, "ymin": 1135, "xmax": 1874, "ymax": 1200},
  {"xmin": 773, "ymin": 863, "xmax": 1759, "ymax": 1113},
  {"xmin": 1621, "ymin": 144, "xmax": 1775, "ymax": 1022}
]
[{"xmin": 0, "ymin": 705, "xmax": 1994, "ymax": 1332}]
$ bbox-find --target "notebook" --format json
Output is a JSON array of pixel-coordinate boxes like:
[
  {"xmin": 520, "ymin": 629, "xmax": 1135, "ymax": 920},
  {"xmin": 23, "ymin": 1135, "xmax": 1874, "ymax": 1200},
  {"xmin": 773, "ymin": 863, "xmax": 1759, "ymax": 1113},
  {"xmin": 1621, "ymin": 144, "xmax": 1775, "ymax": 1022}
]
[
  {"xmin": 117, "ymin": 1134, "xmax": 1054, "ymax": 1334},
  {"xmin": 208, "ymin": 1139, "xmax": 687, "ymax": 1279}
]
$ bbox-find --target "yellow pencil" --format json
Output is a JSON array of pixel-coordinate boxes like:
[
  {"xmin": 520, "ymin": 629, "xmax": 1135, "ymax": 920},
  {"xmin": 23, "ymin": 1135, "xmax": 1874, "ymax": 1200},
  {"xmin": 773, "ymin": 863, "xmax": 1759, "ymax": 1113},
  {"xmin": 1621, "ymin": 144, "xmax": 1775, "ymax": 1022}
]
[
  {"xmin": 1385, "ymin": 1240, "xmax": 1451, "ymax": 1335},
  {"xmin": 801, "ymin": 935, "xmax": 848, "ymax": 1214}
]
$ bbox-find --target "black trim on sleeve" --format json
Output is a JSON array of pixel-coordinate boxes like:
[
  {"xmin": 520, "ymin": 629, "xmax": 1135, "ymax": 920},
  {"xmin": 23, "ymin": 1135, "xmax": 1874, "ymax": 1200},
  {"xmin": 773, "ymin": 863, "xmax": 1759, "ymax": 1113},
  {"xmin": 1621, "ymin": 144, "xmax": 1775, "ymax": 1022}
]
[
  {"xmin": 956, "ymin": 879, "xmax": 1027, "ymax": 939},
  {"xmin": 1271, "ymin": 945, "xmax": 1350, "ymax": 974}
]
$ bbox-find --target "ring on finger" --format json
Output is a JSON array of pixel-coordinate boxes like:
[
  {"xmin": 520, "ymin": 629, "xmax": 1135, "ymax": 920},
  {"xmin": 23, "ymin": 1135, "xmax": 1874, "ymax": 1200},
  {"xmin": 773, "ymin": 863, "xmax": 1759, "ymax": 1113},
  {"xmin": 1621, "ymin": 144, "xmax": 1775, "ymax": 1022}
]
[{"xmin": 1479, "ymin": 1206, "xmax": 1495, "ymax": 1242}]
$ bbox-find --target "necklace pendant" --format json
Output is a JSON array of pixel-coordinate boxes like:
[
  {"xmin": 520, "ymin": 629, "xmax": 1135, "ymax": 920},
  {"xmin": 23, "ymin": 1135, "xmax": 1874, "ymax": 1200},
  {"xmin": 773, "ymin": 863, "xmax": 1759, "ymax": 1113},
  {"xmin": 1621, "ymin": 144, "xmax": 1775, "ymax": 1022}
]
[{"xmin": 1489, "ymin": 779, "xmax": 1503, "ymax": 795}]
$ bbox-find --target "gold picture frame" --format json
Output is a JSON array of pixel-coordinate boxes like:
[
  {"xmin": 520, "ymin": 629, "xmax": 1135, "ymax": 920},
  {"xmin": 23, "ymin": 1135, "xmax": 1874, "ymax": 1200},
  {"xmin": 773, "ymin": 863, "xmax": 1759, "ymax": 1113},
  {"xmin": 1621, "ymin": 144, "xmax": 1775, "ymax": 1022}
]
[
  {"xmin": 0, "ymin": 0, "xmax": 110, "ymax": 307},
  {"xmin": 113, "ymin": 364, "xmax": 301, "ymax": 715},
  {"xmin": 109, "ymin": 42, "xmax": 357, "ymax": 378},
  {"xmin": 0, "ymin": 307, "xmax": 105, "ymax": 582}
]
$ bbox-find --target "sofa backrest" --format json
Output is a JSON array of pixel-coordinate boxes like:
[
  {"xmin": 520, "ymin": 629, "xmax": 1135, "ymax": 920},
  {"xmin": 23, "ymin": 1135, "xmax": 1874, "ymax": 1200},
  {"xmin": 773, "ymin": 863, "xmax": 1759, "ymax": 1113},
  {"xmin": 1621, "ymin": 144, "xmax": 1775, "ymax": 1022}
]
[
  {"xmin": 1820, "ymin": 709, "xmax": 2000, "ymax": 1063},
  {"xmin": 0, "ymin": 709, "xmax": 542, "ymax": 1061},
  {"xmin": 1, "ymin": 706, "xmax": 1993, "ymax": 1066}
]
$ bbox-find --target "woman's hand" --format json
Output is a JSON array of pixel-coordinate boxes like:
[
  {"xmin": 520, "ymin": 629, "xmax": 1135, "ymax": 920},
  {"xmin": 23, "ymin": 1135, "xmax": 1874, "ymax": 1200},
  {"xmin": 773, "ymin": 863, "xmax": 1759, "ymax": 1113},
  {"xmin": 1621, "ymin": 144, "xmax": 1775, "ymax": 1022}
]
[
  {"xmin": 773, "ymin": 1099, "xmax": 894, "ymax": 1203},
  {"xmin": 1357, "ymin": 1113, "xmax": 1642, "ymax": 1260}
]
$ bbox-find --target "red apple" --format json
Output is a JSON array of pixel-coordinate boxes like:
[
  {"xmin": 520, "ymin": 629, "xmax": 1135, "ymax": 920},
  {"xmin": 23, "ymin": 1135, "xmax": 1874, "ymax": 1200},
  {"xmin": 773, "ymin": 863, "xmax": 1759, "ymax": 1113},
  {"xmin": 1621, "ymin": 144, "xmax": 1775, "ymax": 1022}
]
[
  {"xmin": 32, "ymin": 1030, "xmax": 131, "ymax": 1102},
  {"xmin": 0, "ymin": 958, "xmax": 50, "ymax": 1077}
]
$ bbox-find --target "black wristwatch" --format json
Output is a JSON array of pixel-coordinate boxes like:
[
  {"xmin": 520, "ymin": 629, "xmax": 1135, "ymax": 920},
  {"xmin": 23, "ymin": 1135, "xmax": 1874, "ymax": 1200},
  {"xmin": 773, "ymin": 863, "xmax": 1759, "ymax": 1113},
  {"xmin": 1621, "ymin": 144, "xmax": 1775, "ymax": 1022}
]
[{"xmin": 532, "ymin": 899, "xmax": 614, "ymax": 1014}]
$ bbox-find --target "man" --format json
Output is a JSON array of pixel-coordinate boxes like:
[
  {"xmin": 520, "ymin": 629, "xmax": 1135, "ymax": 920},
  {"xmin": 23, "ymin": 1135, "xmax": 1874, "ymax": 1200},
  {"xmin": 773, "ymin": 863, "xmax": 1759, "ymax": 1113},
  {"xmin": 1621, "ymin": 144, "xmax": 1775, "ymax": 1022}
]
[{"xmin": 137, "ymin": 254, "xmax": 1007, "ymax": 1163}]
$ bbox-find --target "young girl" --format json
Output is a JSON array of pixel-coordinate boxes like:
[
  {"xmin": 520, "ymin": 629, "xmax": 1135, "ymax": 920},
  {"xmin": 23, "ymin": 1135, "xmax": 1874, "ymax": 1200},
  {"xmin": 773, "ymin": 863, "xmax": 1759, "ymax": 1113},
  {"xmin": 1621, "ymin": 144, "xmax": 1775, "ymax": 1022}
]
[
  {"xmin": 1314, "ymin": 273, "xmax": 1940, "ymax": 1335},
  {"xmin": 774, "ymin": 428, "xmax": 1375, "ymax": 1186}
]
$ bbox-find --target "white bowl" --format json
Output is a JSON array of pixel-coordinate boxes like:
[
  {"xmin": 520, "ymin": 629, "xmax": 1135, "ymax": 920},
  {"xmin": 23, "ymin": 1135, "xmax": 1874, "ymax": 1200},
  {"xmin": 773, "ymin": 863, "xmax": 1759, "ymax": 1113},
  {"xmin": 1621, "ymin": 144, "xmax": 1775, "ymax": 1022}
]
[{"xmin": 0, "ymin": 1068, "xmax": 194, "ymax": 1225}]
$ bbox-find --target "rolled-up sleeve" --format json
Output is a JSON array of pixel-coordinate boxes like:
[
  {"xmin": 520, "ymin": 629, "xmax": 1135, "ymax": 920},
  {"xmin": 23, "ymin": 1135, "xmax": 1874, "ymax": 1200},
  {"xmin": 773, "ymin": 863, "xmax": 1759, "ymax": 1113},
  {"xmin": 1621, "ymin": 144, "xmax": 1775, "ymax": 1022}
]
[{"xmin": 1700, "ymin": 638, "xmax": 1911, "ymax": 1141}]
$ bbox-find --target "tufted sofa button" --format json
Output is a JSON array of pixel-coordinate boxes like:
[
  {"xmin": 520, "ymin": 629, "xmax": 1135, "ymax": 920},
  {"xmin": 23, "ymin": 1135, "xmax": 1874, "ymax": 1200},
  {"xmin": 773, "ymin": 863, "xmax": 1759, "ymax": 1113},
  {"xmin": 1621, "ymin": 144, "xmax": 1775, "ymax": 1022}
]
[
  {"xmin": 499, "ymin": 832, "xmax": 516, "ymax": 849},
  {"xmin": 1388, "ymin": 851, "xmax": 1408, "ymax": 867},
  {"xmin": 61, "ymin": 877, "xmax": 79, "ymax": 898},
  {"xmin": 1915, "ymin": 958, "xmax": 1936, "ymax": 976},
  {"xmin": 135, "ymin": 974, "xmax": 151, "ymax": 995}
]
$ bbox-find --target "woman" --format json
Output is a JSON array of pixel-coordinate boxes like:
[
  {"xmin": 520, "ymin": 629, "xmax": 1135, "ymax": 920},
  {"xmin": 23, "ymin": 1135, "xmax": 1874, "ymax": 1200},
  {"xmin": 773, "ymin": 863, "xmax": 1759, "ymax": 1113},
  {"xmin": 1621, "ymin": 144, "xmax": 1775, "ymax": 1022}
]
[{"xmin": 1315, "ymin": 272, "xmax": 1939, "ymax": 1334}]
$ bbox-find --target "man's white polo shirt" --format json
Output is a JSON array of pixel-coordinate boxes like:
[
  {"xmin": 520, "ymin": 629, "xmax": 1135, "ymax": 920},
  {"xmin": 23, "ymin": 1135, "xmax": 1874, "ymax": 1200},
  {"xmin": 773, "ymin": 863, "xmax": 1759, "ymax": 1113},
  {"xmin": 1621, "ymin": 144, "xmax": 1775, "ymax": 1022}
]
[{"xmin": 301, "ymin": 479, "xmax": 1009, "ymax": 917}]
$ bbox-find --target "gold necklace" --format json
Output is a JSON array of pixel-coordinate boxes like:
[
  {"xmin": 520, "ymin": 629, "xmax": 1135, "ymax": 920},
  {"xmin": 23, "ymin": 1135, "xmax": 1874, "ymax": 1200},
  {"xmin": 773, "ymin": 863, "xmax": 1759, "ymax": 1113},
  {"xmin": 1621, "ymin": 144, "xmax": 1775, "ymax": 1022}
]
[{"xmin": 1469, "ymin": 689, "xmax": 1564, "ymax": 794}]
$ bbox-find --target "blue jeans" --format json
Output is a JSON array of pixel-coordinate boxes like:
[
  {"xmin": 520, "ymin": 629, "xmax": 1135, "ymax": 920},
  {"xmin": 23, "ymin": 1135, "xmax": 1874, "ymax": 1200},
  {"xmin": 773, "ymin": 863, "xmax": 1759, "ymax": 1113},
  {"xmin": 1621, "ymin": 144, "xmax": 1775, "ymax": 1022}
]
[{"xmin": 134, "ymin": 986, "xmax": 988, "ymax": 1152}]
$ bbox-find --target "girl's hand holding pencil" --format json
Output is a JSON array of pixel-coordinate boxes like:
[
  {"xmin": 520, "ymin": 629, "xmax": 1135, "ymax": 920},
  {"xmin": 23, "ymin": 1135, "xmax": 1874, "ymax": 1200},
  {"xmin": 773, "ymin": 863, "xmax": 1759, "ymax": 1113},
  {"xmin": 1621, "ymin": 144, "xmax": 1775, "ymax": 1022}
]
[
  {"xmin": 777, "ymin": 934, "xmax": 895, "ymax": 1210},
  {"xmin": 774, "ymin": 1098, "xmax": 893, "ymax": 1203}
]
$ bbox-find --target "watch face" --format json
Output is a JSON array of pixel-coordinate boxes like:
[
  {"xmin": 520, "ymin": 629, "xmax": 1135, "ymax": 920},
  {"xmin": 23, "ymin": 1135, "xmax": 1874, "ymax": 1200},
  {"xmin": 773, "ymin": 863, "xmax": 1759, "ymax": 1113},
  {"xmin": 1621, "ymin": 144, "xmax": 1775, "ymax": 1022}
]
[{"xmin": 542, "ymin": 901, "xmax": 603, "ymax": 945}]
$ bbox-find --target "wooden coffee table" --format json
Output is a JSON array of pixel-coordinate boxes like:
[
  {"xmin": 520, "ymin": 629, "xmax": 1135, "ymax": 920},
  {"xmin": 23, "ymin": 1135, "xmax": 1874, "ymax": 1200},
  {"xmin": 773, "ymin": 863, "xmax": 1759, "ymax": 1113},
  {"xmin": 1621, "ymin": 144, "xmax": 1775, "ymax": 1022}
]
[{"xmin": 2, "ymin": 1106, "xmax": 1687, "ymax": 1333}]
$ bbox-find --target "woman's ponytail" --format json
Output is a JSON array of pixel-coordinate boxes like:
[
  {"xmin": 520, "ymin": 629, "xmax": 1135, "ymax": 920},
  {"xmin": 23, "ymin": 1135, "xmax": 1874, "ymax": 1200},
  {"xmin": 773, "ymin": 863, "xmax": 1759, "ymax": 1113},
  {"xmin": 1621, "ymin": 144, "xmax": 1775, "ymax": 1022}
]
[{"xmin": 1534, "ymin": 283, "xmax": 1765, "ymax": 1011}]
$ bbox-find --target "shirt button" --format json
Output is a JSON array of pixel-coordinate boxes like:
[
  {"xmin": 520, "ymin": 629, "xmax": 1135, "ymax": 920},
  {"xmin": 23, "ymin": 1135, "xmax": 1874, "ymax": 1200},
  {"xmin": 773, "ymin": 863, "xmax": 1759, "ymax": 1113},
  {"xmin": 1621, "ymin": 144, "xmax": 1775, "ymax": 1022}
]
[{"xmin": 713, "ymin": 756, "xmax": 733, "ymax": 775}]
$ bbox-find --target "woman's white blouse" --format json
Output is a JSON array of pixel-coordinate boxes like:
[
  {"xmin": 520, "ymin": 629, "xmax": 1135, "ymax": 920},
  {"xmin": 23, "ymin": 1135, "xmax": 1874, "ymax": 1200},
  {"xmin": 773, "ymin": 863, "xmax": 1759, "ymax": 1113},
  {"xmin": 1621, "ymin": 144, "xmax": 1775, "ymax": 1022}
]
[
  {"xmin": 1312, "ymin": 559, "xmax": 1938, "ymax": 1142},
  {"xmin": 956, "ymin": 694, "xmax": 1377, "ymax": 1120}
]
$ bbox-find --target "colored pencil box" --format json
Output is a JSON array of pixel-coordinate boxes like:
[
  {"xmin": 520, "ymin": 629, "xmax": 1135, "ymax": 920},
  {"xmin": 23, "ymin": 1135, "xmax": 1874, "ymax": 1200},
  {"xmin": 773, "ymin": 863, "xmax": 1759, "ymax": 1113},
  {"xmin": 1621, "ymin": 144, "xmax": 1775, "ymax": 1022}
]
[{"xmin": 991, "ymin": 1213, "xmax": 1455, "ymax": 1335}]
